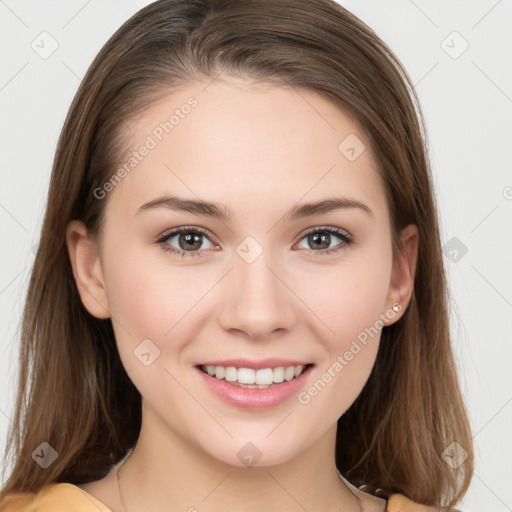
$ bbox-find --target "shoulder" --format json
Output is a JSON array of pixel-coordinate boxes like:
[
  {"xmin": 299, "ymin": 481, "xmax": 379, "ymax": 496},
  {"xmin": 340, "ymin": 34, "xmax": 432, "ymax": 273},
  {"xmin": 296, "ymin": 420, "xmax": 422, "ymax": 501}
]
[
  {"xmin": 0, "ymin": 483, "xmax": 112, "ymax": 512},
  {"xmin": 387, "ymin": 493, "xmax": 459, "ymax": 511}
]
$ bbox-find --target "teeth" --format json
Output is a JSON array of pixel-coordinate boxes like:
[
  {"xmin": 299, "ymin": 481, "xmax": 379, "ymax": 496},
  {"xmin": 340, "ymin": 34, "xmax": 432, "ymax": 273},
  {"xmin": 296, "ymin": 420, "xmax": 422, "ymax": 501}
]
[
  {"xmin": 225, "ymin": 366, "xmax": 238, "ymax": 382},
  {"xmin": 202, "ymin": 364, "xmax": 306, "ymax": 385},
  {"xmin": 256, "ymin": 368, "xmax": 273, "ymax": 385},
  {"xmin": 284, "ymin": 366, "xmax": 295, "ymax": 381}
]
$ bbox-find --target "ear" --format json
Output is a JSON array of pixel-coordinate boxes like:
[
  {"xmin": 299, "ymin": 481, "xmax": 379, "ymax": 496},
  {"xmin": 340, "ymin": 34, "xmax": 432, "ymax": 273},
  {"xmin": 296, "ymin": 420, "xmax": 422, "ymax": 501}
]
[
  {"xmin": 66, "ymin": 220, "xmax": 111, "ymax": 319},
  {"xmin": 383, "ymin": 224, "xmax": 419, "ymax": 325}
]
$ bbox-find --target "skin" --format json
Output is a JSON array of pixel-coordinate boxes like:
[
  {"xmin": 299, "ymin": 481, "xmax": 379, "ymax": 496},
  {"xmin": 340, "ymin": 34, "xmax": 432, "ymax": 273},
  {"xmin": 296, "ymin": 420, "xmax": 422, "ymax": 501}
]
[{"xmin": 67, "ymin": 76, "xmax": 418, "ymax": 512}]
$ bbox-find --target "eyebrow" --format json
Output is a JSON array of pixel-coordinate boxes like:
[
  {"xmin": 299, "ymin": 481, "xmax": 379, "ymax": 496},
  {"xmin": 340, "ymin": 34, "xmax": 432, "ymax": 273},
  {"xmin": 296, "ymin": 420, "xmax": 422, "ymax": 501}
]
[{"xmin": 136, "ymin": 195, "xmax": 373, "ymax": 221}]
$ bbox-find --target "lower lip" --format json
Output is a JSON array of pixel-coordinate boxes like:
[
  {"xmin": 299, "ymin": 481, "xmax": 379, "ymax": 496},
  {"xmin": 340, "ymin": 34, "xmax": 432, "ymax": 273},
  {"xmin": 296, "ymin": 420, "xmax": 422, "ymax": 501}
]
[{"xmin": 195, "ymin": 365, "xmax": 313, "ymax": 410}]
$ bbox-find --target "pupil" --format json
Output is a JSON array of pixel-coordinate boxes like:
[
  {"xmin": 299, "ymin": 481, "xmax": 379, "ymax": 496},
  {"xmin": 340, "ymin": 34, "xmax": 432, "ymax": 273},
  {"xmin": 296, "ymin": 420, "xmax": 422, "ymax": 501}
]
[
  {"xmin": 311, "ymin": 232, "xmax": 329, "ymax": 250},
  {"xmin": 180, "ymin": 233, "xmax": 201, "ymax": 250}
]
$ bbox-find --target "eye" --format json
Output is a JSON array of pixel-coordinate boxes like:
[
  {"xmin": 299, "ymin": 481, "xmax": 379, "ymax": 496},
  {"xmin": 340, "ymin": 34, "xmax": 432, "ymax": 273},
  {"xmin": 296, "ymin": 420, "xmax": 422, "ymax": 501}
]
[
  {"xmin": 156, "ymin": 227, "xmax": 216, "ymax": 258},
  {"xmin": 295, "ymin": 226, "xmax": 352, "ymax": 256},
  {"xmin": 155, "ymin": 225, "xmax": 352, "ymax": 259}
]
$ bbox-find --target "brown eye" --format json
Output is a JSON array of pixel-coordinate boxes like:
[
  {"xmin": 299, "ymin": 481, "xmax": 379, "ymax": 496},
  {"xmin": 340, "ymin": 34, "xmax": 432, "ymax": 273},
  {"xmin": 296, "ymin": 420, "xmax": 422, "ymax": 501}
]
[
  {"xmin": 157, "ymin": 227, "xmax": 214, "ymax": 258},
  {"xmin": 175, "ymin": 232, "xmax": 204, "ymax": 251},
  {"xmin": 308, "ymin": 232, "xmax": 332, "ymax": 250},
  {"xmin": 296, "ymin": 227, "xmax": 352, "ymax": 256}
]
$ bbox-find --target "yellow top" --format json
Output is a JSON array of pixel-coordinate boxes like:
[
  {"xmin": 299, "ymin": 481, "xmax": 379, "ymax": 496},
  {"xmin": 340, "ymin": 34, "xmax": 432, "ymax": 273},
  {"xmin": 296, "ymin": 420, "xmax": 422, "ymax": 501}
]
[{"xmin": 0, "ymin": 483, "xmax": 443, "ymax": 511}]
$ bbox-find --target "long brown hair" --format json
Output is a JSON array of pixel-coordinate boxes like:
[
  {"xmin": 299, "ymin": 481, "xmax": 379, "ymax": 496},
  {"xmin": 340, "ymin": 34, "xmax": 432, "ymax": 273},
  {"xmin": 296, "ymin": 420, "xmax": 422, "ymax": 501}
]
[{"xmin": 0, "ymin": 0, "xmax": 473, "ymax": 509}]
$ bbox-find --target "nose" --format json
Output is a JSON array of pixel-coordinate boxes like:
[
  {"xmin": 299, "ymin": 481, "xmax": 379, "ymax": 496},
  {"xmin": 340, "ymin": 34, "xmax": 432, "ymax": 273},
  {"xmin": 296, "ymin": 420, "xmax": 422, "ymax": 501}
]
[{"xmin": 216, "ymin": 247, "xmax": 298, "ymax": 341}]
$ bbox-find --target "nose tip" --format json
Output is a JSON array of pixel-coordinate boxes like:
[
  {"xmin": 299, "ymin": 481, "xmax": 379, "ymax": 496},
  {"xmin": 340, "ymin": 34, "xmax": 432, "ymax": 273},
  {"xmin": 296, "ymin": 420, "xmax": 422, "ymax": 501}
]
[{"xmin": 216, "ymin": 252, "xmax": 297, "ymax": 341}]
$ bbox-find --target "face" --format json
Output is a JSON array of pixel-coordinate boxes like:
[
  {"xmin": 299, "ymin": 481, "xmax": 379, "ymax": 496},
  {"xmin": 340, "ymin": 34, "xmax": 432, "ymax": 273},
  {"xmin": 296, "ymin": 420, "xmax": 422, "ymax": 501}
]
[{"xmin": 68, "ymin": 76, "xmax": 416, "ymax": 468}]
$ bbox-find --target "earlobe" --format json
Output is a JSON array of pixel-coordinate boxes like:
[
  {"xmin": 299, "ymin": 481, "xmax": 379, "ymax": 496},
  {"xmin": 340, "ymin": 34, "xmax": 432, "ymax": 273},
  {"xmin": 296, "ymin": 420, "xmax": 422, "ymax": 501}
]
[
  {"xmin": 384, "ymin": 224, "xmax": 419, "ymax": 324},
  {"xmin": 66, "ymin": 220, "xmax": 111, "ymax": 319}
]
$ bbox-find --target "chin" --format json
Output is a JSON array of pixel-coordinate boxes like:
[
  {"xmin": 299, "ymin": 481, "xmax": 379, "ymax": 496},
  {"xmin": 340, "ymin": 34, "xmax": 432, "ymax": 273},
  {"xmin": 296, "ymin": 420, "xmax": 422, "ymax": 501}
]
[{"xmin": 200, "ymin": 435, "xmax": 302, "ymax": 469}]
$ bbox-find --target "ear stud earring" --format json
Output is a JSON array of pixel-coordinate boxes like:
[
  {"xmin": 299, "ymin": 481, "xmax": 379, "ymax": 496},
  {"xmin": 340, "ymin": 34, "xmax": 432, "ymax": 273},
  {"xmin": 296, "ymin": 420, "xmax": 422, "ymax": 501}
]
[{"xmin": 392, "ymin": 303, "xmax": 402, "ymax": 312}]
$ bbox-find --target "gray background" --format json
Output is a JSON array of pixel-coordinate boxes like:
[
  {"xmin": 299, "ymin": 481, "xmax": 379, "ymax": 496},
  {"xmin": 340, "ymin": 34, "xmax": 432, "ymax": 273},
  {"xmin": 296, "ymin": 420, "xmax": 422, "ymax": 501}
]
[{"xmin": 1, "ymin": 1, "xmax": 511, "ymax": 510}]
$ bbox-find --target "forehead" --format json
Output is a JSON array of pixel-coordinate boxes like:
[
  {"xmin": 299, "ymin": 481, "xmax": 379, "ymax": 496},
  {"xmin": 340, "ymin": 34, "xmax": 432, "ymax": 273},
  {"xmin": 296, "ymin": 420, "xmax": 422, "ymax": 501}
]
[{"xmin": 104, "ymin": 77, "xmax": 387, "ymax": 220}]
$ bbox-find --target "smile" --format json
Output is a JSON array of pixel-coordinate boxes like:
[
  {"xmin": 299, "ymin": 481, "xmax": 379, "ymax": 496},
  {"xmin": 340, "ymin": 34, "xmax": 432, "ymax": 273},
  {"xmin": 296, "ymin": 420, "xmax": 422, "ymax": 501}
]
[
  {"xmin": 199, "ymin": 364, "xmax": 309, "ymax": 388},
  {"xmin": 195, "ymin": 361, "xmax": 314, "ymax": 409}
]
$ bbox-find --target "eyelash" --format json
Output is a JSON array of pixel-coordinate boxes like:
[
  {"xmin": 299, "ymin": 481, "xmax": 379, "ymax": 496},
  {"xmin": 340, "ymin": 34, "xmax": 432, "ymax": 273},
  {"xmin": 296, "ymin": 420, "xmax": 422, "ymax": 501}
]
[{"xmin": 155, "ymin": 225, "xmax": 353, "ymax": 259}]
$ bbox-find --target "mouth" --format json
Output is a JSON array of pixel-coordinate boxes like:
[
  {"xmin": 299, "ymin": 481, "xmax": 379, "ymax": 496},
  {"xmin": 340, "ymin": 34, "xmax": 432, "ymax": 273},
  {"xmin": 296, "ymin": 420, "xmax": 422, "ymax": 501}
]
[
  {"xmin": 197, "ymin": 363, "xmax": 314, "ymax": 388},
  {"xmin": 194, "ymin": 358, "xmax": 315, "ymax": 409}
]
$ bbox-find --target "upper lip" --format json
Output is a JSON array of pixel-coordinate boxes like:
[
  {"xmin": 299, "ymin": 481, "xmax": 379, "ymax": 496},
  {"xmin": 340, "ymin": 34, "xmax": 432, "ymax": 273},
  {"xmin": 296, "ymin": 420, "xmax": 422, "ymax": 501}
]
[{"xmin": 196, "ymin": 358, "xmax": 312, "ymax": 370}]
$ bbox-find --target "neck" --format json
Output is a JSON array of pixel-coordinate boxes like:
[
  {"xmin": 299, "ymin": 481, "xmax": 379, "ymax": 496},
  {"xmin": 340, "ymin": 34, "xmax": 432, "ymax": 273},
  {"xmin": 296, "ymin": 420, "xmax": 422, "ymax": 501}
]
[{"xmin": 114, "ymin": 411, "xmax": 362, "ymax": 512}]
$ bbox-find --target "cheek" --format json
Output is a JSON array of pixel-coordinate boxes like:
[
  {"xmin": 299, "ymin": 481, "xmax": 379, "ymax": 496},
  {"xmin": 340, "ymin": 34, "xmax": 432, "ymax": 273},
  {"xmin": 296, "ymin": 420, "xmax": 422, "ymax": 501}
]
[
  {"xmin": 101, "ymin": 241, "xmax": 216, "ymax": 359},
  {"xmin": 300, "ymin": 255, "xmax": 392, "ymax": 350},
  {"xmin": 101, "ymin": 246, "xmax": 212, "ymax": 412},
  {"xmin": 294, "ymin": 250, "xmax": 392, "ymax": 413}
]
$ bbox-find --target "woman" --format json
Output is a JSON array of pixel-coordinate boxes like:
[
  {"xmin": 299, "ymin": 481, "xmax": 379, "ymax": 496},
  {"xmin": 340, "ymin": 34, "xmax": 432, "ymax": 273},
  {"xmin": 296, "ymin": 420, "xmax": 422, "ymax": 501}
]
[{"xmin": 0, "ymin": 0, "xmax": 473, "ymax": 510}]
